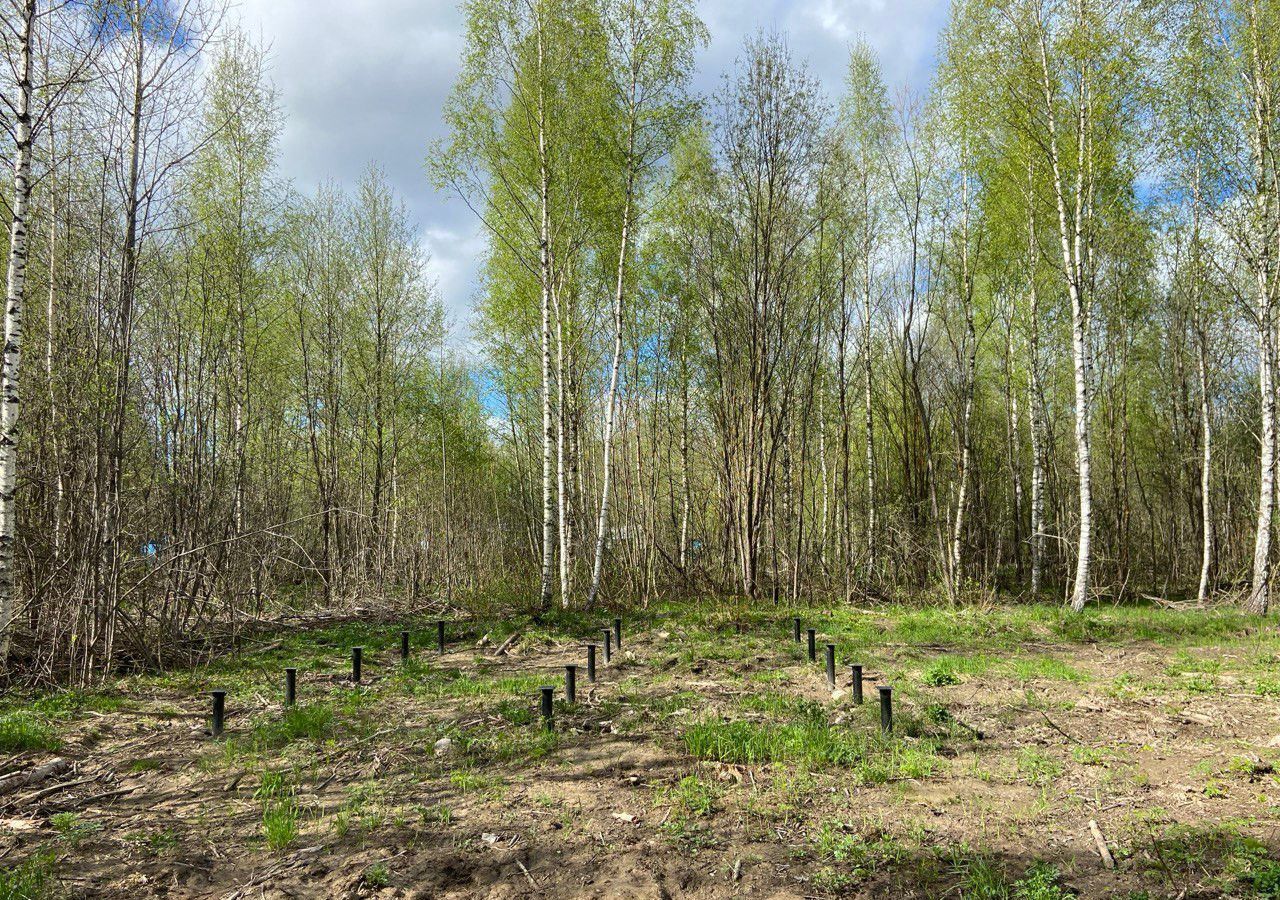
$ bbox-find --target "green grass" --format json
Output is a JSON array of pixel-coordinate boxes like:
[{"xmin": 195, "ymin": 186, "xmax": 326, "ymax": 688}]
[
  {"xmin": 1016, "ymin": 748, "xmax": 1064, "ymax": 786},
  {"xmin": 738, "ymin": 693, "xmax": 828, "ymax": 721},
  {"xmin": 123, "ymin": 828, "xmax": 178, "ymax": 855},
  {"xmin": 49, "ymin": 813, "xmax": 101, "ymax": 847},
  {"xmin": 955, "ymin": 859, "xmax": 1071, "ymax": 899},
  {"xmin": 262, "ymin": 797, "xmax": 300, "ymax": 851},
  {"xmin": 0, "ymin": 711, "xmax": 61, "ymax": 753},
  {"xmin": 0, "ymin": 850, "xmax": 56, "ymax": 900},
  {"xmin": 333, "ymin": 781, "xmax": 388, "ymax": 838},
  {"xmin": 922, "ymin": 660, "xmax": 967, "ymax": 686},
  {"xmin": 447, "ymin": 720, "xmax": 558, "ymax": 764},
  {"xmin": 364, "ymin": 861, "xmax": 390, "ymax": 888},
  {"xmin": 659, "ymin": 773, "xmax": 720, "ymax": 817},
  {"xmin": 811, "ymin": 820, "xmax": 911, "ymax": 874},
  {"xmin": 244, "ymin": 704, "xmax": 334, "ymax": 751},
  {"xmin": 681, "ymin": 717, "xmax": 939, "ymax": 782},
  {"xmin": 1127, "ymin": 821, "xmax": 1280, "ymax": 894}
]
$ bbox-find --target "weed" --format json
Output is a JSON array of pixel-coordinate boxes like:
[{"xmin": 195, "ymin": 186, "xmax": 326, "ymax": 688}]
[
  {"xmin": 1008, "ymin": 657, "xmax": 1085, "ymax": 683},
  {"xmin": 1016, "ymin": 748, "xmax": 1063, "ymax": 786},
  {"xmin": 922, "ymin": 664, "xmax": 963, "ymax": 687},
  {"xmin": 1070, "ymin": 746, "xmax": 1107, "ymax": 766},
  {"xmin": 0, "ymin": 849, "xmax": 56, "ymax": 900},
  {"xmin": 124, "ymin": 828, "xmax": 178, "ymax": 855},
  {"xmin": 417, "ymin": 803, "xmax": 452, "ymax": 826},
  {"xmin": 449, "ymin": 769, "xmax": 502, "ymax": 795},
  {"xmin": 738, "ymin": 693, "xmax": 827, "ymax": 721},
  {"xmin": 255, "ymin": 770, "xmax": 290, "ymax": 800},
  {"xmin": 955, "ymin": 858, "xmax": 1070, "ymax": 899},
  {"xmin": 1012, "ymin": 863, "xmax": 1071, "ymax": 899},
  {"xmin": 956, "ymin": 855, "xmax": 1010, "ymax": 899},
  {"xmin": 810, "ymin": 866, "xmax": 856, "ymax": 893},
  {"xmin": 262, "ymin": 797, "xmax": 299, "ymax": 851},
  {"xmin": 364, "ymin": 862, "xmax": 390, "ymax": 888},
  {"xmin": 49, "ymin": 812, "xmax": 100, "ymax": 847},
  {"xmin": 1136, "ymin": 821, "xmax": 1279, "ymax": 892},
  {"xmin": 660, "ymin": 774, "xmax": 720, "ymax": 817},
  {"xmin": 334, "ymin": 781, "xmax": 386, "ymax": 839},
  {"xmin": 251, "ymin": 704, "xmax": 334, "ymax": 750},
  {"xmin": 0, "ymin": 712, "xmax": 60, "ymax": 753},
  {"xmin": 493, "ymin": 698, "xmax": 536, "ymax": 726},
  {"xmin": 682, "ymin": 716, "xmax": 940, "ymax": 782}
]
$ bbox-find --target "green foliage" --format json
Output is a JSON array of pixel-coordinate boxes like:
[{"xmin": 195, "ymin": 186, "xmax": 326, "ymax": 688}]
[
  {"xmin": 49, "ymin": 813, "xmax": 100, "ymax": 847},
  {"xmin": 364, "ymin": 862, "xmax": 390, "ymax": 888},
  {"xmin": 681, "ymin": 717, "xmax": 939, "ymax": 782},
  {"xmin": 247, "ymin": 704, "xmax": 334, "ymax": 750},
  {"xmin": 957, "ymin": 856, "xmax": 1011, "ymax": 899},
  {"xmin": 660, "ymin": 774, "xmax": 719, "ymax": 817},
  {"xmin": 922, "ymin": 663, "xmax": 963, "ymax": 686},
  {"xmin": 0, "ymin": 850, "xmax": 57, "ymax": 900},
  {"xmin": 262, "ymin": 798, "xmax": 300, "ymax": 851},
  {"xmin": 1011, "ymin": 863, "xmax": 1072, "ymax": 900},
  {"xmin": 1016, "ymin": 748, "xmax": 1064, "ymax": 786},
  {"xmin": 0, "ymin": 712, "xmax": 61, "ymax": 753},
  {"xmin": 956, "ymin": 859, "xmax": 1071, "ymax": 900}
]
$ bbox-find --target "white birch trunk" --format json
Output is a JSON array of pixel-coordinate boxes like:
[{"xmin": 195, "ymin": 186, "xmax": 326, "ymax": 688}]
[
  {"xmin": 1197, "ymin": 319, "xmax": 1213, "ymax": 603},
  {"xmin": 862, "ymin": 234, "xmax": 876, "ymax": 576},
  {"xmin": 1249, "ymin": 287, "xmax": 1275, "ymax": 614},
  {"xmin": 949, "ymin": 167, "xmax": 976, "ymax": 597},
  {"xmin": 555, "ymin": 286, "xmax": 572, "ymax": 607},
  {"xmin": 536, "ymin": 16, "xmax": 556, "ymax": 611},
  {"xmin": 586, "ymin": 183, "xmax": 632, "ymax": 609},
  {"xmin": 678, "ymin": 368, "xmax": 690, "ymax": 570},
  {"xmin": 1036, "ymin": 13, "xmax": 1092, "ymax": 612},
  {"xmin": 818, "ymin": 382, "xmax": 829, "ymax": 565},
  {"xmin": 1192, "ymin": 166, "xmax": 1214, "ymax": 604},
  {"xmin": 1007, "ymin": 324, "xmax": 1024, "ymax": 579},
  {"xmin": 1246, "ymin": 0, "xmax": 1277, "ymax": 614},
  {"xmin": 1027, "ymin": 168, "xmax": 1046, "ymax": 596},
  {"xmin": 0, "ymin": 0, "xmax": 35, "ymax": 666}
]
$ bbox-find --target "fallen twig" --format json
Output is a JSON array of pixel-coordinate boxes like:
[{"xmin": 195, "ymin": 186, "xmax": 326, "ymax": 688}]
[
  {"xmin": 0, "ymin": 758, "xmax": 70, "ymax": 795},
  {"xmin": 516, "ymin": 859, "xmax": 538, "ymax": 889},
  {"xmin": 1089, "ymin": 819, "xmax": 1115, "ymax": 869}
]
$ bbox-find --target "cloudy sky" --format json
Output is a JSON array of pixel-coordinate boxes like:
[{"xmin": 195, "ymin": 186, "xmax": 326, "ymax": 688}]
[{"xmin": 234, "ymin": 0, "xmax": 949, "ymax": 345}]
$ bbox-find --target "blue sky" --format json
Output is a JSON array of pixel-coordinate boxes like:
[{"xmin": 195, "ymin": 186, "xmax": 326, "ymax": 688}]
[{"xmin": 234, "ymin": 0, "xmax": 949, "ymax": 347}]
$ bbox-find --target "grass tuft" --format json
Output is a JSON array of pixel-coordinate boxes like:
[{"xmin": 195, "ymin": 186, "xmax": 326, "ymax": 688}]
[
  {"xmin": 0, "ymin": 850, "xmax": 57, "ymax": 900},
  {"xmin": 262, "ymin": 797, "xmax": 299, "ymax": 851},
  {"xmin": 681, "ymin": 717, "xmax": 939, "ymax": 782},
  {"xmin": 0, "ymin": 711, "xmax": 61, "ymax": 753}
]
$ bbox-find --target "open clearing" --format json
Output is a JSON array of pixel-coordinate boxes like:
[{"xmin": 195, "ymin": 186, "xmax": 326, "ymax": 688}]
[{"xmin": 3, "ymin": 602, "xmax": 1280, "ymax": 899}]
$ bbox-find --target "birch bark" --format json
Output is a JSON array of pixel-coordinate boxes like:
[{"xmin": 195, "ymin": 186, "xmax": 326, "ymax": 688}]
[{"xmin": 0, "ymin": 0, "xmax": 35, "ymax": 666}]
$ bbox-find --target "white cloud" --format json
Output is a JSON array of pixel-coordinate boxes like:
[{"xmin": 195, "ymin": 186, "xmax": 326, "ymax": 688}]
[{"xmin": 232, "ymin": 0, "xmax": 949, "ymax": 343}]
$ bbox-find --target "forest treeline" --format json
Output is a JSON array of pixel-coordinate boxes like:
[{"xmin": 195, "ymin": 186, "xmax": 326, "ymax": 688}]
[
  {"xmin": 0, "ymin": 1, "xmax": 498, "ymax": 682},
  {"xmin": 0, "ymin": 0, "xmax": 1278, "ymax": 683},
  {"xmin": 435, "ymin": 0, "xmax": 1280, "ymax": 615}
]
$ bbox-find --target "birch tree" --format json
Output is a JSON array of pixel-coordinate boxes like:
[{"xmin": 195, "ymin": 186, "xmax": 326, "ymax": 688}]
[
  {"xmin": 584, "ymin": 0, "xmax": 703, "ymax": 608},
  {"xmin": 834, "ymin": 42, "xmax": 891, "ymax": 586},
  {"xmin": 0, "ymin": 0, "xmax": 101, "ymax": 667}
]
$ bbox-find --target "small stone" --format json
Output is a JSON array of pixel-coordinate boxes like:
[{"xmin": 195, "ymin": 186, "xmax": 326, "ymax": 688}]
[
  {"xmin": 658, "ymin": 631, "xmax": 671, "ymax": 640},
  {"xmin": 831, "ymin": 689, "xmax": 847, "ymax": 702},
  {"xmin": 434, "ymin": 737, "xmax": 455, "ymax": 758}
]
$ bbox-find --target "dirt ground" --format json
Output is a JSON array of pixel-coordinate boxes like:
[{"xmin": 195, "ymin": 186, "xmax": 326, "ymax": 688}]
[{"xmin": 3, "ymin": 603, "xmax": 1280, "ymax": 898}]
